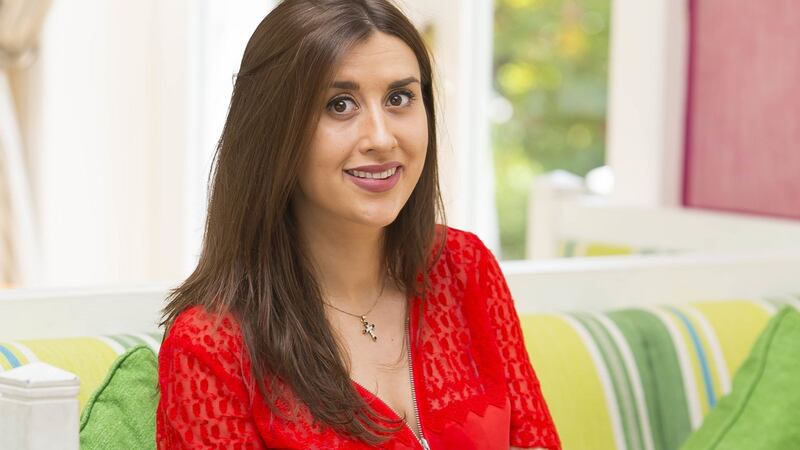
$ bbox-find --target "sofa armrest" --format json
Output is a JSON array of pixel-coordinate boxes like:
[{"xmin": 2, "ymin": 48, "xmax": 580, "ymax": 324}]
[{"xmin": 0, "ymin": 362, "xmax": 80, "ymax": 450}]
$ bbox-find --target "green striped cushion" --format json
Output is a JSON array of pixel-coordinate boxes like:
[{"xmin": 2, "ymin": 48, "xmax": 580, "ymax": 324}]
[
  {"xmin": 0, "ymin": 332, "xmax": 163, "ymax": 410},
  {"xmin": 520, "ymin": 295, "xmax": 800, "ymax": 450}
]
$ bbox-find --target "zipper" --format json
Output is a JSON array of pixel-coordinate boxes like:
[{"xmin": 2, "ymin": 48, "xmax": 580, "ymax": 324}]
[
  {"xmin": 349, "ymin": 308, "xmax": 430, "ymax": 449},
  {"xmin": 406, "ymin": 313, "xmax": 430, "ymax": 450}
]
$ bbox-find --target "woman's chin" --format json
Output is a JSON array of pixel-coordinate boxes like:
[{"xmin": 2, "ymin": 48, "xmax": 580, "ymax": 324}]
[{"xmin": 348, "ymin": 209, "xmax": 401, "ymax": 229}]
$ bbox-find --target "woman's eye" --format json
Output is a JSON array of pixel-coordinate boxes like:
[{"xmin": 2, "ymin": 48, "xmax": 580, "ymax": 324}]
[
  {"xmin": 327, "ymin": 97, "xmax": 358, "ymax": 114},
  {"xmin": 388, "ymin": 90, "xmax": 415, "ymax": 107},
  {"xmin": 326, "ymin": 90, "xmax": 416, "ymax": 115}
]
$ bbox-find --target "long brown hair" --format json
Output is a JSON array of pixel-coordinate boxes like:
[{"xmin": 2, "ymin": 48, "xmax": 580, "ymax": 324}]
[{"xmin": 161, "ymin": 0, "xmax": 446, "ymax": 444}]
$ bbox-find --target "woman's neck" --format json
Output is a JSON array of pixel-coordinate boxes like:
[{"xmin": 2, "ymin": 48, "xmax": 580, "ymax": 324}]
[{"xmin": 299, "ymin": 219, "xmax": 387, "ymax": 312}]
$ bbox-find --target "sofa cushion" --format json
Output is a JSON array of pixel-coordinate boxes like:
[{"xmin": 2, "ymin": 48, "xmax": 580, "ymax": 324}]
[
  {"xmin": 679, "ymin": 306, "xmax": 800, "ymax": 450},
  {"xmin": 79, "ymin": 344, "xmax": 159, "ymax": 450},
  {"xmin": 519, "ymin": 298, "xmax": 796, "ymax": 450}
]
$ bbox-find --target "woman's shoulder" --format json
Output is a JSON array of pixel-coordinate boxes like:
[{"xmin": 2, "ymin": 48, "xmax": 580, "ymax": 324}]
[
  {"xmin": 435, "ymin": 224, "xmax": 492, "ymax": 266},
  {"xmin": 162, "ymin": 304, "xmax": 245, "ymax": 360},
  {"xmin": 157, "ymin": 305, "xmax": 256, "ymax": 421},
  {"xmin": 424, "ymin": 225, "xmax": 499, "ymax": 296}
]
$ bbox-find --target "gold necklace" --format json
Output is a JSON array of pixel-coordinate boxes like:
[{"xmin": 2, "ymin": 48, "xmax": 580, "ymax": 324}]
[{"xmin": 323, "ymin": 278, "xmax": 386, "ymax": 342}]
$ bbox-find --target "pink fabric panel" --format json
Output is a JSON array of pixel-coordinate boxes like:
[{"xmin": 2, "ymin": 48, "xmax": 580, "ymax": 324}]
[{"xmin": 683, "ymin": 0, "xmax": 800, "ymax": 219}]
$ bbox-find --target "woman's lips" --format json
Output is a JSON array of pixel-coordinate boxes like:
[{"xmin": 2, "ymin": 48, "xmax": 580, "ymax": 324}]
[{"xmin": 345, "ymin": 167, "xmax": 403, "ymax": 193}]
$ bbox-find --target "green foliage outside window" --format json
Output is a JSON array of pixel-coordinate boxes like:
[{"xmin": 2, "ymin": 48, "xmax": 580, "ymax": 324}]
[{"xmin": 492, "ymin": 0, "xmax": 610, "ymax": 259}]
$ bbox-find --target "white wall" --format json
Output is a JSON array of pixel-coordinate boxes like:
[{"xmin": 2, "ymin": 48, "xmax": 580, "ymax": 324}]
[{"xmin": 32, "ymin": 0, "xmax": 183, "ymax": 287}]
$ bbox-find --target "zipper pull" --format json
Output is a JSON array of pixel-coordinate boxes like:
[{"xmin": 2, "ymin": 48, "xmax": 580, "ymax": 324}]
[{"xmin": 420, "ymin": 437, "xmax": 431, "ymax": 450}]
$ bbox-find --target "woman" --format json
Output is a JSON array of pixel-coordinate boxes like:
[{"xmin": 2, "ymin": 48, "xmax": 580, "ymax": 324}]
[{"xmin": 156, "ymin": 0, "xmax": 561, "ymax": 448}]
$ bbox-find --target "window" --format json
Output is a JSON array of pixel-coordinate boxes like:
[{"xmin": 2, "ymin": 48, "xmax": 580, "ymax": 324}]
[{"xmin": 492, "ymin": 0, "xmax": 611, "ymax": 259}]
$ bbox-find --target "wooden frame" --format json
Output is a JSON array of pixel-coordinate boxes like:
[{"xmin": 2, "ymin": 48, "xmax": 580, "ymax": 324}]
[{"xmin": 605, "ymin": 0, "xmax": 689, "ymax": 207}]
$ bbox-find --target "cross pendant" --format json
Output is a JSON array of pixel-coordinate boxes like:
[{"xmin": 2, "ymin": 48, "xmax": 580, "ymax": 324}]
[{"xmin": 360, "ymin": 315, "xmax": 377, "ymax": 341}]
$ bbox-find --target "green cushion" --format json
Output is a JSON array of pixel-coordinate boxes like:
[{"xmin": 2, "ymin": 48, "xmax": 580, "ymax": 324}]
[
  {"xmin": 79, "ymin": 345, "xmax": 159, "ymax": 450},
  {"xmin": 680, "ymin": 306, "xmax": 800, "ymax": 450}
]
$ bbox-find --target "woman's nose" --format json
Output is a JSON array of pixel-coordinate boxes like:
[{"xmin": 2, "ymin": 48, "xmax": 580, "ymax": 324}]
[{"xmin": 360, "ymin": 107, "xmax": 396, "ymax": 153}]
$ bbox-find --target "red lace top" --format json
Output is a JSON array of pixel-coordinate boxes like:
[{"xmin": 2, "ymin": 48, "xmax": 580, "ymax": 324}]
[{"xmin": 156, "ymin": 227, "xmax": 561, "ymax": 449}]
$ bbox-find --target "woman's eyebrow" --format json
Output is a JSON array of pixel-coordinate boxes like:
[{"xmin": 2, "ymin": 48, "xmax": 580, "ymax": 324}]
[{"xmin": 330, "ymin": 76, "xmax": 420, "ymax": 90}]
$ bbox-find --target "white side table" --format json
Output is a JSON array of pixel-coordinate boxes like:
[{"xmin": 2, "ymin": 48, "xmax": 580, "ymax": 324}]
[{"xmin": 0, "ymin": 362, "xmax": 80, "ymax": 450}]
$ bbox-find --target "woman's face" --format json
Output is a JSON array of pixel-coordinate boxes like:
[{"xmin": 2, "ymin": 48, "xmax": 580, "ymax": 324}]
[{"xmin": 293, "ymin": 32, "xmax": 428, "ymax": 232}]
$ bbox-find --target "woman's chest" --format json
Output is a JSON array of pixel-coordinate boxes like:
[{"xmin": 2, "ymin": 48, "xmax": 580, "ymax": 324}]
[
  {"xmin": 254, "ymin": 292, "xmax": 511, "ymax": 449},
  {"xmin": 337, "ymin": 296, "xmax": 421, "ymax": 441},
  {"xmin": 346, "ymin": 290, "xmax": 509, "ymax": 445}
]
